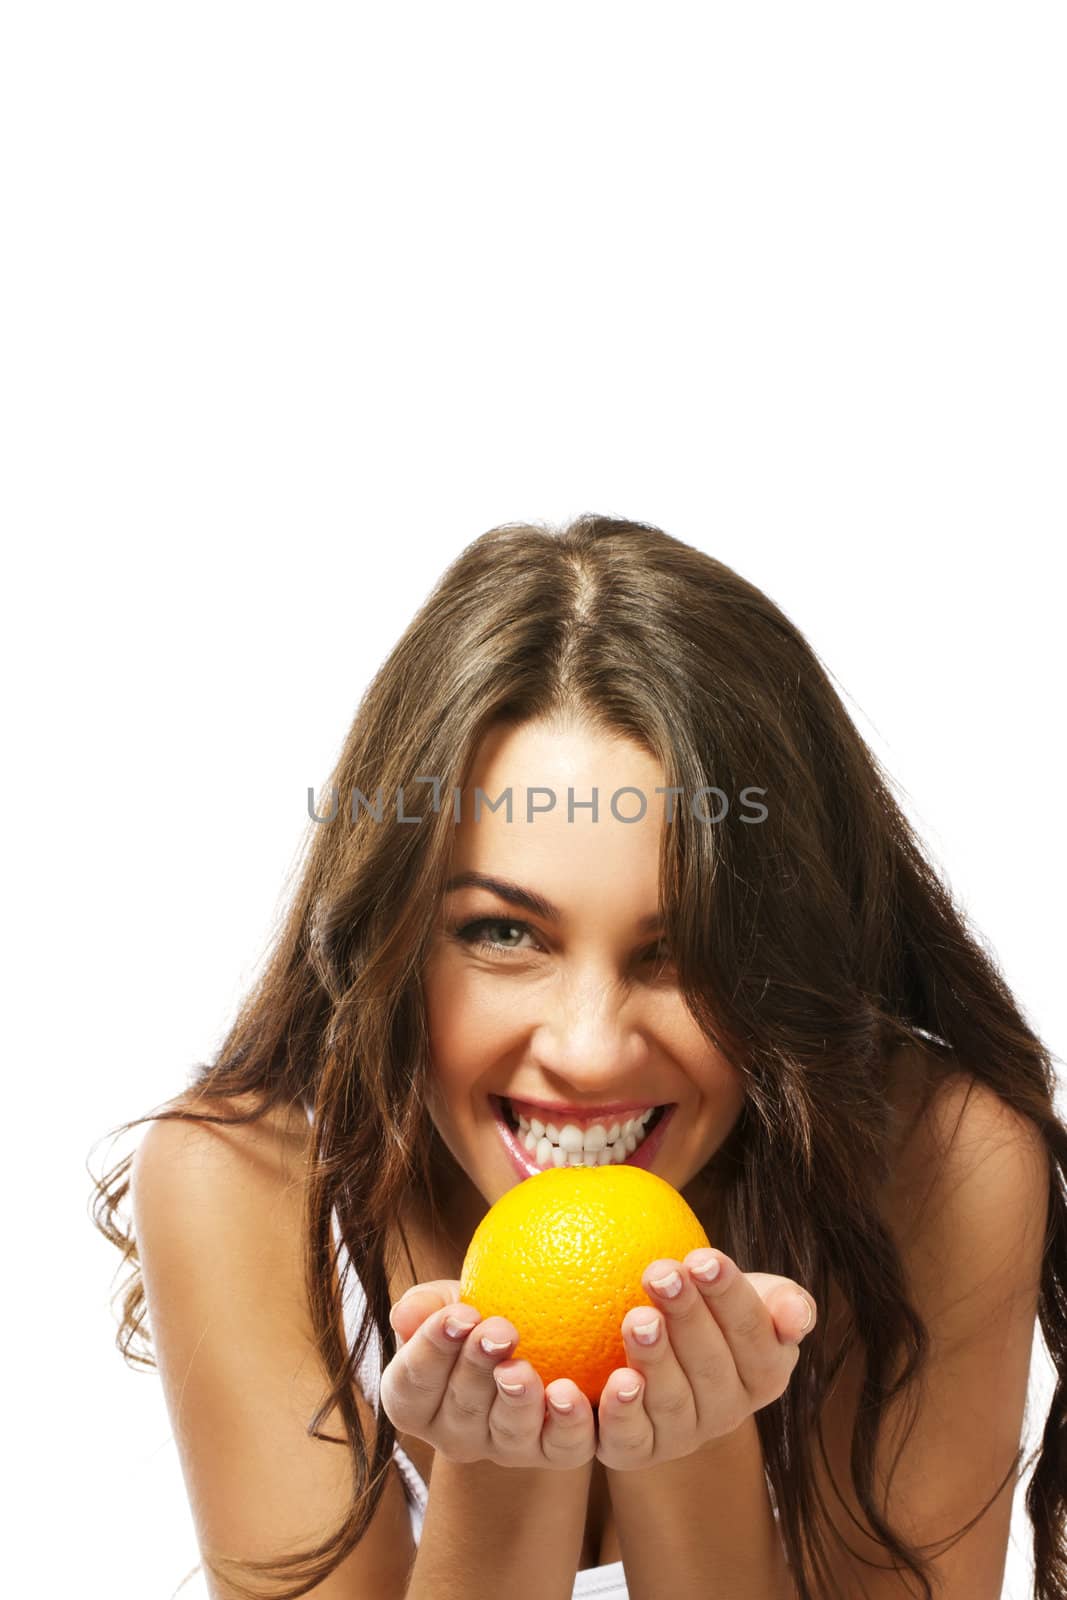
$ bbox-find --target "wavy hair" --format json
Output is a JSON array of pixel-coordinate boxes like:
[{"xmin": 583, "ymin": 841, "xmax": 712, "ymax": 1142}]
[{"xmin": 89, "ymin": 514, "xmax": 1067, "ymax": 1599}]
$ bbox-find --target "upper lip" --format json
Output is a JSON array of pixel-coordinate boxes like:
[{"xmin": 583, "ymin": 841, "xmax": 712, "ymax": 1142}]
[{"xmin": 496, "ymin": 1094, "xmax": 667, "ymax": 1118}]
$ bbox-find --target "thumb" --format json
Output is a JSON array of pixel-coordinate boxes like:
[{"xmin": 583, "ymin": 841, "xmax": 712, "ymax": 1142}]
[
  {"xmin": 746, "ymin": 1272, "xmax": 818, "ymax": 1345},
  {"xmin": 388, "ymin": 1279, "xmax": 464, "ymax": 1344}
]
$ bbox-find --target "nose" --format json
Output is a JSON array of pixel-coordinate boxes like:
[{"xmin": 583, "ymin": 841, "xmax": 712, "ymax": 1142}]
[{"xmin": 528, "ymin": 965, "xmax": 648, "ymax": 1092}]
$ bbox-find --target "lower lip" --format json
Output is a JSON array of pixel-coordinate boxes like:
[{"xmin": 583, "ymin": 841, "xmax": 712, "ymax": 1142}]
[{"xmin": 490, "ymin": 1098, "xmax": 676, "ymax": 1180}]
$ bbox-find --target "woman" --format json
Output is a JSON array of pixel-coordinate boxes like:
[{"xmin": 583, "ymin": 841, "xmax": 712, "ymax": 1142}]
[{"xmin": 91, "ymin": 514, "xmax": 1067, "ymax": 1600}]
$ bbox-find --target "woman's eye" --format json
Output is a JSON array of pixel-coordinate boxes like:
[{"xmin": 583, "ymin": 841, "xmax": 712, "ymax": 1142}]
[
  {"xmin": 454, "ymin": 917, "xmax": 538, "ymax": 957},
  {"xmin": 452, "ymin": 919, "xmax": 673, "ymax": 972},
  {"xmin": 642, "ymin": 941, "xmax": 675, "ymax": 975}
]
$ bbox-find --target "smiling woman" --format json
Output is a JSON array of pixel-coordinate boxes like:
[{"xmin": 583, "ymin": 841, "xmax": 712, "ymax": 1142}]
[
  {"xmin": 418, "ymin": 718, "xmax": 747, "ymax": 1228},
  {"xmin": 89, "ymin": 514, "xmax": 1067, "ymax": 1600}
]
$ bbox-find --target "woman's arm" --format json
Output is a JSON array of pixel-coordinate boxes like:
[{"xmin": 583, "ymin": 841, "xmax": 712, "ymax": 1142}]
[
  {"xmin": 406, "ymin": 1455, "xmax": 593, "ymax": 1600},
  {"xmin": 600, "ymin": 1074, "xmax": 1047, "ymax": 1600},
  {"xmin": 134, "ymin": 1108, "xmax": 597, "ymax": 1600},
  {"xmin": 132, "ymin": 1109, "xmax": 418, "ymax": 1598},
  {"xmin": 604, "ymin": 1414, "xmax": 792, "ymax": 1600},
  {"xmin": 812, "ymin": 1074, "xmax": 1049, "ymax": 1599}
]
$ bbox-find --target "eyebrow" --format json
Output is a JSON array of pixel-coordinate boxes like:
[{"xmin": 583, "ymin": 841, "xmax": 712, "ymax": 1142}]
[{"xmin": 443, "ymin": 872, "xmax": 665, "ymax": 933}]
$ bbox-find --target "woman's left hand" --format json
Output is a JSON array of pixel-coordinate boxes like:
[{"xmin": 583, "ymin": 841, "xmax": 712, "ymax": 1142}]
[{"xmin": 595, "ymin": 1248, "xmax": 817, "ymax": 1470}]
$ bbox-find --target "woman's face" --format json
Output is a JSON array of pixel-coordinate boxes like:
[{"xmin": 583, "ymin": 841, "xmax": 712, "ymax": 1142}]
[{"xmin": 421, "ymin": 719, "xmax": 746, "ymax": 1236}]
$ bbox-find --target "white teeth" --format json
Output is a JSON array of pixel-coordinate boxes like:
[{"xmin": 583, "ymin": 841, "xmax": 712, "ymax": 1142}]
[{"xmin": 516, "ymin": 1107, "xmax": 656, "ymax": 1169}]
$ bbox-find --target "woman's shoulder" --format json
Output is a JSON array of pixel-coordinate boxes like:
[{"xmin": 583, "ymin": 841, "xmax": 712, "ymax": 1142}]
[
  {"xmin": 819, "ymin": 1038, "xmax": 1049, "ymax": 1348},
  {"xmin": 129, "ymin": 1090, "xmax": 420, "ymax": 1595},
  {"xmin": 881, "ymin": 1039, "xmax": 1049, "ymax": 1252},
  {"xmin": 150, "ymin": 1085, "xmax": 312, "ymax": 1164},
  {"xmin": 132, "ymin": 1088, "xmax": 314, "ymax": 1242},
  {"xmin": 131, "ymin": 1087, "xmax": 320, "ymax": 1337},
  {"xmin": 886, "ymin": 1039, "xmax": 1044, "ymax": 1168}
]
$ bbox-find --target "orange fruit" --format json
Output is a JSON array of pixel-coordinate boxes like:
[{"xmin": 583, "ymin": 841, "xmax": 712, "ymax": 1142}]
[{"xmin": 459, "ymin": 1164, "xmax": 711, "ymax": 1405}]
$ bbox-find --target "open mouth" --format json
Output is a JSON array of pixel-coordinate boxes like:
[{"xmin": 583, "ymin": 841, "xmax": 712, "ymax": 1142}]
[{"xmin": 490, "ymin": 1095, "xmax": 674, "ymax": 1176}]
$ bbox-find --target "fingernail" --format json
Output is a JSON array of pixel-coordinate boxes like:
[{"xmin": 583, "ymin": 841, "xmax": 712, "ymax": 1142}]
[
  {"xmin": 548, "ymin": 1394, "xmax": 574, "ymax": 1414},
  {"xmin": 649, "ymin": 1269, "xmax": 683, "ymax": 1298},
  {"xmin": 632, "ymin": 1316, "xmax": 661, "ymax": 1345},
  {"xmin": 690, "ymin": 1251, "xmax": 721, "ymax": 1283},
  {"xmin": 444, "ymin": 1315, "xmax": 478, "ymax": 1340},
  {"xmin": 789, "ymin": 1293, "xmax": 814, "ymax": 1337},
  {"xmin": 496, "ymin": 1376, "xmax": 526, "ymax": 1396},
  {"xmin": 617, "ymin": 1382, "xmax": 643, "ymax": 1402},
  {"xmin": 391, "ymin": 1288, "xmax": 426, "ymax": 1328},
  {"xmin": 479, "ymin": 1334, "xmax": 513, "ymax": 1356}
]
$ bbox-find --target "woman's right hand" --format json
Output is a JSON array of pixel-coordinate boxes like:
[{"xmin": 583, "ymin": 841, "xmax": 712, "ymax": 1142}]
[{"xmin": 380, "ymin": 1280, "xmax": 597, "ymax": 1470}]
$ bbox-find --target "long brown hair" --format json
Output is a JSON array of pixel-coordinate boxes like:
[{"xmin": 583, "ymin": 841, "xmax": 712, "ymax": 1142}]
[{"xmin": 89, "ymin": 514, "xmax": 1067, "ymax": 1599}]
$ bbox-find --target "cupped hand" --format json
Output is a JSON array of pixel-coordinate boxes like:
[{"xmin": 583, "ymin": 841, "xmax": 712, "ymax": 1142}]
[
  {"xmin": 594, "ymin": 1249, "xmax": 817, "ymax": 1471},
  {"xmin": 380, "ymin": 1280, "xmax": 597, "ymax": 1470}
]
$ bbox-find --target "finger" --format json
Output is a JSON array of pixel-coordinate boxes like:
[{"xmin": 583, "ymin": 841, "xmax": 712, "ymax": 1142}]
[
  {"xmin": 540, "ymin": 1377, "xmax": 597, "ymax": 1467},
  {"xmin": 388, "ymin": 1279, "xmax": 463, "ymax": 1345},
  {"xmin": 380, "ymin": 1300, "xmax": 483, "ymax": 1432},
  {"xmin": 441, "ymin": 1313, "xmax": 529, "ymax": 1453},
  {"xmin": 489, "ymin": 1363, "xmax": 593, "ymax": 1467},
  {"xmin": 485, "ymin": 1353, "xmax": 546, "ymax": 1458},
  {"xmin": 595, "ymin": 1365, "xmax": 653, "ymax": 1467},
  {"xmin": 620, "ymin": 1262, "xmax": 698, "ymax": 1435},
  {"xmin": 745, "ymin": 1271, "xmax": 818, "ymax": 1345},
  {"xmin": 685, "ymin": 1251, "xmax": 809, "ymax": 1404}
]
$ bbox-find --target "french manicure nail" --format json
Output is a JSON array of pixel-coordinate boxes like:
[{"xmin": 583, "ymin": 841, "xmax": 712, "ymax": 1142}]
[
  {"xmin": 444, "ymin": 1315, "xmax": 478, "ymax": 1340},
  {"xmin": 788, "ymin": 1293, "xmax": 814, "ymax": 1337},
  {"xmin": 690, "ymin": 1251, "xmax": 721, "ymax": 1283}
]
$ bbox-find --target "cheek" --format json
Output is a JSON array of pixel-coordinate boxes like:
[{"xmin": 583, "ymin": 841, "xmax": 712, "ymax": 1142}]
[
  {"xmin": 421, "ymin": 952, "xmax": 466, "ymax": 1049},
  {"xmin": 422, "ymin": 967, "xmax": 493, "ymax": 1113},
  {"xmin": 715, "ymin": 1071, "xmax": 748, "ymax": 1145},
  {"xmin": 424, "ymin": 983, "xmax": 478, "ymax": 1069},
  {"xmin": 422, "ymin": 1073, "xmax": 449, "ymax": 1131},
  {"xmin": 424, "ymin": 956, "xmax": 517, "ymax": 1059},
  {"xmin": 681, "ymin": 1032, "xmax": 747, "ymax": 1119}
]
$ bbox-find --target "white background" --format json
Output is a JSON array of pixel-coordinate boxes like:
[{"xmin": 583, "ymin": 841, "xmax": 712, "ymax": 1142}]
[{"xmin": 4, "ymin": 4, "xmax": 1064, "ymax": 1597}]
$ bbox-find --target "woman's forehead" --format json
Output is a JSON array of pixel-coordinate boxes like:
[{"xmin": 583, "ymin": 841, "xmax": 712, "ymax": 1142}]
[{"xmin": 462, "ymin": 718, "xmax": 665, "ymax": 793}]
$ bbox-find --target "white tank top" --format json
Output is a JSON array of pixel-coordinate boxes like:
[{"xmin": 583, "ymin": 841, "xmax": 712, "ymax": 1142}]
[{"xmin": 304, "ymin": 1100, "xmax": 630, "ymax": 1598}]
